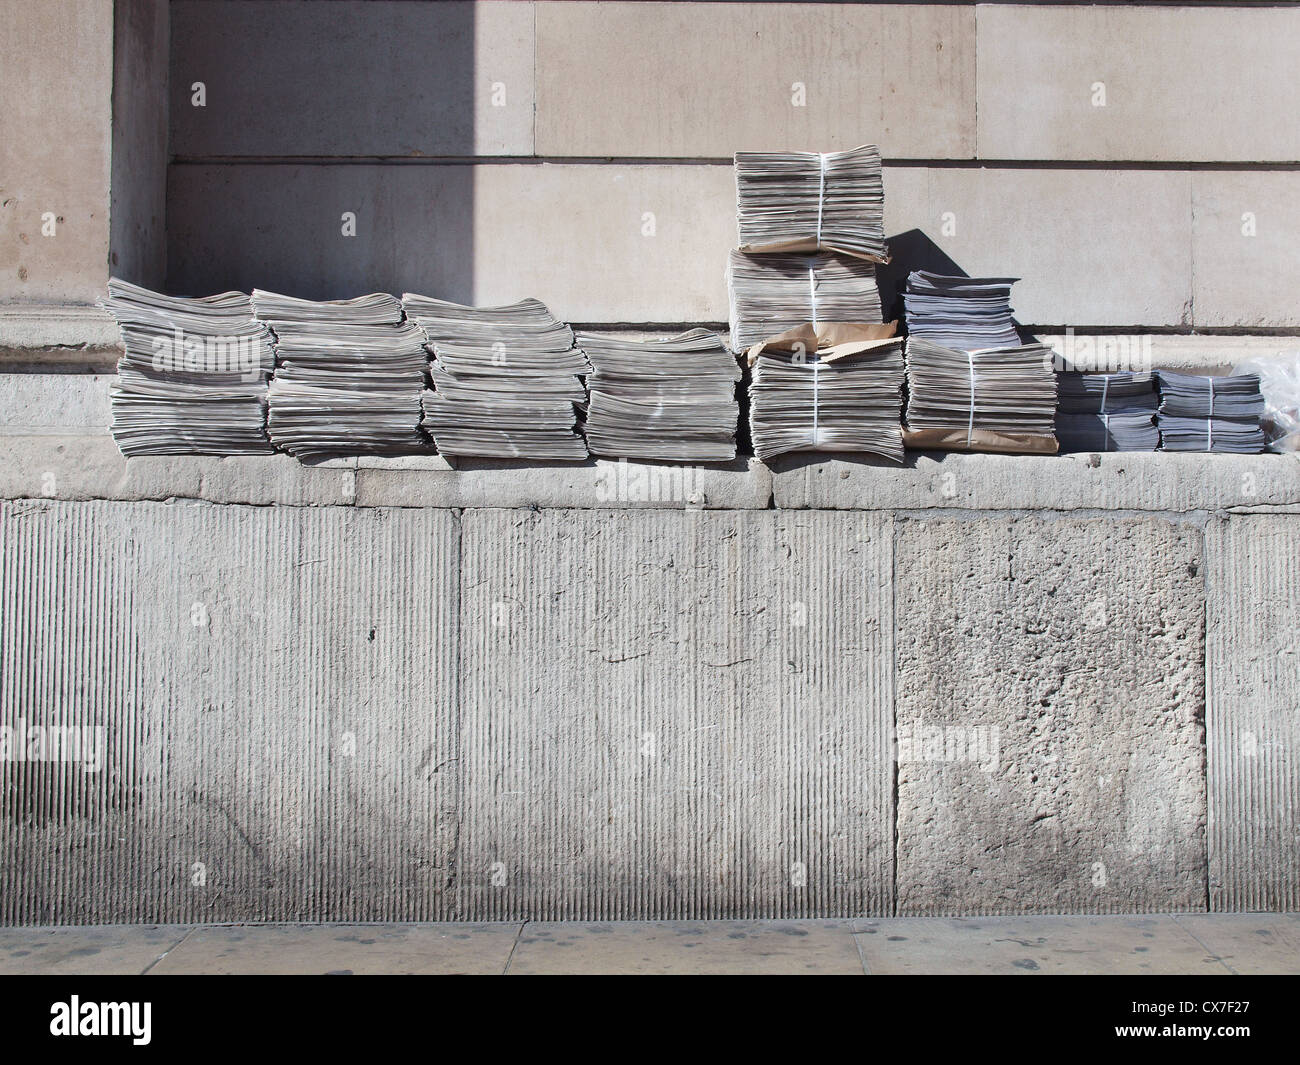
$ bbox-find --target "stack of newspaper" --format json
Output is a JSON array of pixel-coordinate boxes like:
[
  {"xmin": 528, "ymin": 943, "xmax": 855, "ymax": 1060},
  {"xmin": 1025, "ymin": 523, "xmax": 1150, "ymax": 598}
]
[
  {"xmin": 749, "ymin": 336, "xmax": 905, "ymax": 462},
  {"xmin": 735, "ymin": 145, "xmax": 887, "ymax": 262},
  {"xmin": 903, "ymin": 272, "xmax": 1022, "ymax": 351},
  {"xmin": 905, "ymin": 337, "xmax": 1058, "ymax": 454},
  {"xmin": 1055, "ymin": 371, "xmax": 1159, "ymax": 452},
  {"xmin": 253, "ymin": 290, "xmax": 428, "ymax": 459},
  {"xmin": 102, "ymin": 278, "xmax": 275, "ymax": 456},
  {"xmin": 579, "ymin": 329, "xmax": 740, "ymax": 462},
  {"xmin": 727, "ymin": 251, "xmax": 882, "ymax": 352},
  {"xmin": 1155, "ymin": 371, "xmax": 1267, "ymax": 453},
  {"xmin": 402, "ymin": 295, "xmax": 589, "ymax": 459}
]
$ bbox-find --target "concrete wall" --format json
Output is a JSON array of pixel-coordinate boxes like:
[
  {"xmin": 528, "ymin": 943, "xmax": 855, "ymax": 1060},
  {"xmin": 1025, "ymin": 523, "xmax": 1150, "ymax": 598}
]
[
  {"xmin": 0, "ymin": 0, "xmax": 115, "ymax": 305},
  {"xmin": 3, "ymin": 409, "xmax": 1300, "ymax": 920},
  {"xmin": 161, "ymin": 1, "xmax": 1300, "ymax": 329},
  {"xmin": 110, "ymin": 0, "xmax": 168, "ymax": 288}
]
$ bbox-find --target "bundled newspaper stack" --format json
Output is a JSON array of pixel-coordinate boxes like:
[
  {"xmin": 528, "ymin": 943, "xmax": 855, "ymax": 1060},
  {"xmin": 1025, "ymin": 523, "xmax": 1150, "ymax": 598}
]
[
  {"xmin": 102, "ymin": 278, "xmax": 275, "ymax": 456},
  {"xmin": 402, "ymin": 295, "xmax": 589, "ymax": 460},
  {"xmin": 1155, "ymin": 371, "xmax": 1267, "ymax": 453},
  {"xmin": 253, "ymin": 290, "xmax": 428, "ymax": 459},
  {"xmin": 904, "ymin": 337, "xmax": 1058, "ymax": 454},
  {"xmin": 579, "ymin": 329, "xmax": 740, "ymax": 462},
  {"xmin": 903, "ymin": 272, "xmax": 1022, "ymax": 352},
  {"xmin": 735, "ymin": 145, "xmax": 887, "ymax": 262},
  {"xmin": 1055, "ymin": 371, "xmax": 1160, "ymax": 452},
  {"xmin": 727, "ymin": 251, "xmax": 883, "ymax": 352},
  {"xmin": 749, "ymin": 332, "xmax": 906, "ymax": 463}
]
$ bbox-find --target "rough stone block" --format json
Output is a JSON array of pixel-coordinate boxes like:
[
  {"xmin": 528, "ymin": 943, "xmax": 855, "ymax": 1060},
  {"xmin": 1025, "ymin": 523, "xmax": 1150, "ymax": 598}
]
[{"xmin": 895, "ymin": 516, "xmax": 1207, "ymax": 914}]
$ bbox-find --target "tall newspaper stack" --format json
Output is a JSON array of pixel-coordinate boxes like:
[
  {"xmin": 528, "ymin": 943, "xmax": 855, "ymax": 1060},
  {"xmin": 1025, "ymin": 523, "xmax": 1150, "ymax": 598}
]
[
  {"xmin": 729, "ymin": 146, "xmax": 887, "ymax": 351},
  {"xmin": 730, "ymin": 144, "xmax": 898, "ymax": 460},
  {"xmin": 902, "ymin": 272, "xmax": 1058, "ymax": 454},
  {"xmin": 253, "ymin": 290, "xmax": 429, "ymax": 459},
  {"xmin": 402, "ymin": 295, "xmax": 589, "ymax": 460},
  {"xmin": 102, "ymin": 279, "xmax": 276, "ymax": 456}
]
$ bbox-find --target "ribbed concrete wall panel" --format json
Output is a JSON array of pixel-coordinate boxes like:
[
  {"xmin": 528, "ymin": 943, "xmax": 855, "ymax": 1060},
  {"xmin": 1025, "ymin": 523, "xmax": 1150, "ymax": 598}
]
[
  {"xmin": 536, "ymin": 1, "xmax": 975, "ymax": 158},
  {"xmin": 170, "ymin": 0, "xmax": 534, "ymax": 157},
  {"xmin": 977, "ymin": 6, "xmax": 1300, "ymax": 162},
  {"xmin": 0, "ymin": 502, "xmax": 459, "ymax": 924},
  {"xmin": 456, "ymin": 509, "xmax": 894, "ymax": 920},
  {"xmin": 895, "ymin": 516, "xmax": 1207, "ymax": 915},
  {"xmin": 1206, "ymin": 516, "xmax": 1300, "ymax": 912}
]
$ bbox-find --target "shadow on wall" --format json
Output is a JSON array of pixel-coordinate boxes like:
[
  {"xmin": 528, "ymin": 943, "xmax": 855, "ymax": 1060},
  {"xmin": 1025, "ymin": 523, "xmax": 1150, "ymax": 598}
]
[
  {"xmin": 881, "ymin": 227, "xmax": 1031, "ymax": 342},
  {"xmin": 164, "ymin": 0, "xmax": 477, "ymax": 301}
]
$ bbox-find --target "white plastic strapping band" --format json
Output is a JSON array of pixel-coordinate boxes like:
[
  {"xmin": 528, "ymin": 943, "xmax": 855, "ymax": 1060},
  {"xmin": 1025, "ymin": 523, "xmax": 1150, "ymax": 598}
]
[
  {"xmin": 815, "ymin": 152, "xmax": 827, "ymax": 246},
  {"xmin": 1100, "ymin": 375, "xmax": 1110, "ymax": 415},
  {"xmin": 1207, "ymin": 376, "xmax": 1215, "ymax": 452},
  {"xmin": 808, "ymin": 264, "xmax": 818, "ymax": 329},
  {"xmin": 1101, "ymin": 412, "xmax": 1112, "ymax": 452},
  {"xmin": 966, "ymin": 349, "xmax": 977, "ymax": 449},
  {"xmin": 811, "ymin": 358, "xmax": 821, "ymax": 447}
]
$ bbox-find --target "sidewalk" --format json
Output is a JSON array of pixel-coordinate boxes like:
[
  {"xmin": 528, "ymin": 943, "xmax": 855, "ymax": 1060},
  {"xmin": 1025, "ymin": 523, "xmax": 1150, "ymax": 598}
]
[{"xmin": 1, "ymin": 915, "xmax": 1296, "ymax": 975}]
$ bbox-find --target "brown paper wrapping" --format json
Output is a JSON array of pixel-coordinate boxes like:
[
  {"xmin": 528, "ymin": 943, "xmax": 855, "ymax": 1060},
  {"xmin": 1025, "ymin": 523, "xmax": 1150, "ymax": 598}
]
[
  {"xmin": 902, "ymin": 428, "xmax": 1059, "ymax": 456},
  {"xmin": 737, "ymin": 238, "xmax": 891, "ymax": 266},
  {"xmin": 745, "ymin": 321, "xmax": 899, "ymax": 367}
]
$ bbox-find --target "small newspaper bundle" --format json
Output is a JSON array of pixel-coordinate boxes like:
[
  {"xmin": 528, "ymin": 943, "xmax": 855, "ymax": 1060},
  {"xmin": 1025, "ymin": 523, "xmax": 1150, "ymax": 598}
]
[
  {"xmin": 103, "ymin": 278, "xmax": 275, "ymax": 456},
  {"xmin": 402, "ymin": 295, "xmax": 589, "ymax": 460},
  {"xmin": 1155, "ymin": 370, "xmax": 1267, "ymax": 453},
  {"xmin": 1055, "ymin": 371, "xmax": 1159, "ymax": 452},
  {"xmin": 903, "ymin": 272, "xmax": 1022, "ymax": 352},
  {"xmin": 747, "ymin": 323, "xmax": 905, "ymax": 463},
  {"xmin": 904, "ymin": 337, "xmax": 1058, "ymax": 455},
  {"xmin": 734, "ymin": 144, "xmax": 887, "ymax": 262},
  {"xmin": 727, "ymin": 250, "xmax": 882, "ymax": 353},
  {"xmin": 253, "ymin": 290, "xmax": 428, "ymax": 459},
  {"xmin": 579, "ymin": 329, "xmax": 741, "ymax": 462}
]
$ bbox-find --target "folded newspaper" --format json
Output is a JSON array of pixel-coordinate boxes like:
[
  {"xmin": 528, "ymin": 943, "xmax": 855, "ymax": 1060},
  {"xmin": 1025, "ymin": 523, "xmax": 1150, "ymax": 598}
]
[
  {"xmin": 579, "ymin": 329, "xmax": 741, "ymax": 462},
  {"xmin": 253, "ymin": 290, "xmax": 428, "ymax": 459},
  {"xmin": 403, "ymin": 294, "xmax": 589, "ymax": 460},
  {"xmin": 1055, "ymin": 371, "xmax": 1159, "ymax": 452},
  {"xmin": 727, "ymin": 250, "xmax": 882, "ymax": 353},
  {"xmin": 735, "ymin": 144, "xmax": 887, "ymax": 263},
  {"xmin": 747, "ymin": 323, "xmax": 904, "ymax": 462},
  {"xmin": 904, "ymin": 337, "xmax": 1058, "ymax": 455},
  {"xmin": 103, "ymin": 278, "xmax": 276, "ymax": 457},
  {"xmin": 1155, "ymin": 370, "xmax": 1267, "ymax": 454}
]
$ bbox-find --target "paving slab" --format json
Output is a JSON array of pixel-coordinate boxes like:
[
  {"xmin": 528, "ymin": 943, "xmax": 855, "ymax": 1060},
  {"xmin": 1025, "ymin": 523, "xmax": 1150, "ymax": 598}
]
[
  {"xmin": 150, "ymin": 923, "xmax": 522, "ymax": 975},
  {"xmin": 507, "ymin": 920, "xmax": 863, "ymax": 975},
  {"xmin": 0, "ymin": 925, "xmax": 189, "ymax": 975},
  {"xmin": 853, "ymin": 916, "xmax": 1228, "ymax": 975},
  {"xmin": 1173, "ymin": 914, "xmax": 1300, "ymax": 976}
]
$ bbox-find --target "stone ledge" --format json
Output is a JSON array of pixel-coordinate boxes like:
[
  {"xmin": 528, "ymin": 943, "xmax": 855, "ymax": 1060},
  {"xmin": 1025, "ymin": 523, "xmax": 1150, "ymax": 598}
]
[
  {"xmin": 770, "ymin": 451, "xmax": 1300, "ymax": 513},
  {"xmin": 7, "ymin": 434, "xmax": 1300, "ymax": 513}
]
